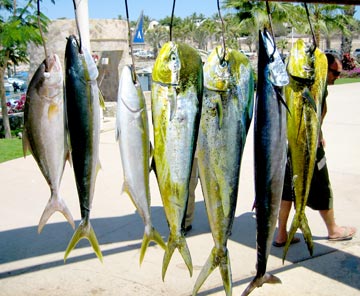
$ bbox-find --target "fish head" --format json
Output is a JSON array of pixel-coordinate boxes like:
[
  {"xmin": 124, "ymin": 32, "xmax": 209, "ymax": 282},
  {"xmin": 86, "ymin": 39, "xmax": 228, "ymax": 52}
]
[
  {"xmin": 260, "ymin": 29, "xmax": 289, "ymax": 87},
  {"xmin": 152, "ymin": 41, "xmax": 180, "ymax": 87},
  {"xmin": 203, "ymin": 46, "xmax": 231, "ymax": 91},
  {"xmin": 35, "ymin": 54, "xmax": 63, "ymax": 100},
  {"xmin": 118, "ymin": 65, "xmax": 144, "ymax": 111},
  {"xmin": 287, "ymin": 39, "xmax": 315, "ymax": 84},
  {"xmin": 65, "ymin": 35, "xmax": 81, "ymax": 64}
]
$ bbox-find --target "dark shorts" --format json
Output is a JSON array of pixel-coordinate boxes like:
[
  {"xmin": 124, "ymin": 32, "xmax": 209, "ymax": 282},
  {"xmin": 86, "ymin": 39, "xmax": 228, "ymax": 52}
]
[{"xmin": 282, "ymin": 145, "xmax": 333, "ymax": 210}]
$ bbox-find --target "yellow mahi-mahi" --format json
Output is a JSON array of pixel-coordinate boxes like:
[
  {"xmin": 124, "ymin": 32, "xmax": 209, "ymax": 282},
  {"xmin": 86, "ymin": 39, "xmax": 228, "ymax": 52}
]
[
  {"xmin": 283, "ymin": 39, "xmax": 327, "ymax": 261},
  {"xmin": 194, "ymin": 46, "xmax": 254, "ymax": 296},
  {"xmin": 151, "ymin": 41, "xmax": 203, "ymax": 280}
]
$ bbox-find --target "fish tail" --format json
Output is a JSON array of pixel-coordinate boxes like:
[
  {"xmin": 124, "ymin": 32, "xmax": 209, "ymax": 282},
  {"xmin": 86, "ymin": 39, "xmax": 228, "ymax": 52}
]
[
  {"xmin": 64, "ymin": 219, "xmax": 103, "ymax": 263},
  {"xmin": 139, "ymin": 226, "xmax": 167, "ymax": 265},
  {"xmin": 38, "ymin": 193, "xmax": 75, "ymax": 233},
  {"xmin": 192, "ymin": 247, "xmax": 231, "ymax": 296},
  {"xmin": 241, "ymin": 273, "xmax": 282, "ymax": 296},
  {"xmin": 300, "ymin": 214, "xmax": 313, "ymax": 256},
  {"xmin": 282, "ymin": 213, "xmax": 300, "ymax": 262},
  {"xmin": 162, "ymin": 233, "xmax": 192, "ymax": 281}
]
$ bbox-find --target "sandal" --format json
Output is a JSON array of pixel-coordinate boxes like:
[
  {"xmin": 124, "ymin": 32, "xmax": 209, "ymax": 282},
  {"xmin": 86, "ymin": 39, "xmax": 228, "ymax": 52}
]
[
  {"xmin": 328, "ymin": 226, "xmax": 356, "ymax": 241},
  {"xmin": 273, "ymin": 237, "xmax": 301, "ymax": 247}
]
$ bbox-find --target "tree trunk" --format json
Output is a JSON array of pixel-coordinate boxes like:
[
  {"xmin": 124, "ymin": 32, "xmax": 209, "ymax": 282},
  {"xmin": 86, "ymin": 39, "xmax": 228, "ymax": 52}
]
[
  {"xmin": 0, "ymin": 66, "xmax": 12, "ymax": 138},
  {"xmin": 340, "ymin": 5, "xmax": 355, "ymax": 55}
]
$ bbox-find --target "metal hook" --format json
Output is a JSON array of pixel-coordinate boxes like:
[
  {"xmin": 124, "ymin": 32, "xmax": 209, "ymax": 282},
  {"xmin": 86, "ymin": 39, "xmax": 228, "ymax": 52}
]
[
  {"xmin": 124, "ymin": 0, "xmax": 137, "ymax": 83},
  {"xmin": 304, "ymin": 2, "xmax": 317, "ymax": 52},
  {"xmin": 170, "ymin": 0, "xmax": 176, "ymax": 41},
  {"xmin": 217, "ymin": 0, "xmax": 226, "ymax": 65},
  {"xmin": 36, "ymin": 0, "xmax": 49, "ymax": 70}
]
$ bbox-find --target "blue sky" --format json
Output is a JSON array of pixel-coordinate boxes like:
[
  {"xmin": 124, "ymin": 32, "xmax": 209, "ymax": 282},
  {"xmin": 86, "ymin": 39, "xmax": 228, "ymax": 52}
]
[
  {"xmin": 42, "ymin": 0, "xmax": 359, "ymax": 21},
  {"xmin": 42, "ymin": 0, "xmax": 223, "ymax": 20}
]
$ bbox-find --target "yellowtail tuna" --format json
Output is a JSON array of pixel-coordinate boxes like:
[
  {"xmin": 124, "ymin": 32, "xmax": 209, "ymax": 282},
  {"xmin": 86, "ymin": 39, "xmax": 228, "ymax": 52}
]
[
  {"xmin": 283, "ymin": 39, "xmax": 327, "ymax": 261},
  {"xmin": 64, "ymin": 35, "xmax": 102, "ymax": 262},
  {"xmin": 151, "ymin": 41, "xmax": 203, "ymax": 280},
  {"xmin": 242, "ymin": 29, "xmax": 289, "ymax": 296},
  {"xmin": 116, "ymin": 65, "xmax": 166, "ymax": 264},
  {"xmin": 23, "ymin": 54, "xmax": 73, "ymax": 233},
  {"xmin": 194, "ymin": 46, "xmax": 254, "ymax": 296}
]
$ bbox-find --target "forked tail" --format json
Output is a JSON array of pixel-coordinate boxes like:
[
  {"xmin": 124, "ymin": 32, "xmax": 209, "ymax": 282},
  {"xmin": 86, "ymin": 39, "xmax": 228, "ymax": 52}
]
[
  {"xmin": 283, "ymin": 212, "xmax": 313, "ymax": 262},
  {"xmin": 192, "ymin": 247, "xmax": 231, "ymax": 296},
  {"xmin": 162, "ymin": 233, "xmax": 192, "ymax": 281},
  {"xmin": 38, "ymin": 193, "xmax": 75, "ymax": 233},
  {"xmin": 299, "ymin": 214, "xmax": 313, "ymax": 256},
  {"xmin": 241, "ymin": 273, "xmax": 281, "ymax": 296},
  {"xmin": 139, "ymin": 225, "xmax": 167, "ymax": 265},
  {"xmin": 64, "ymin": 219, "xmax": 103, "ymax": 262}
]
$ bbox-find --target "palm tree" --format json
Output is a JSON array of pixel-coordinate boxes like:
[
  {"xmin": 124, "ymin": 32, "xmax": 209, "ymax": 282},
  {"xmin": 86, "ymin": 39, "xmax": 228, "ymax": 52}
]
[
  {"xmin": 1, "ymin": 0, "xmax": 50, "ymax": 138},
  {"xmin": 145, "ymin": 24, "xmax": 169, "ymax": 57},
  {"xmin": 341, "ymin": 5, "xmax": 357, "ymax": 55}
]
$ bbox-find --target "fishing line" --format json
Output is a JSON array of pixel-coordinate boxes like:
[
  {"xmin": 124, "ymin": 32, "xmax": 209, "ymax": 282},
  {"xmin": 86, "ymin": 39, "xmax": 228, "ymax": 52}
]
[
  {"xmin": 170, "ymin": 0, "xmax": 176, "ymax": 41},
  {"xmin": 124, "ymin": 0, "xmax": 137, "ymax": 83},
  {"xmin": 72, "ymin": 0, "xmax": 83, "ymax": 53},
  {"xmin": 265, "ymin": 1, "xmax": 276, "ymax": 60},
  {"xmin": 304, "ymin": 2, "xmax": 317, "ymax": 50},
  {"xmin": 217, "ymin": 0, "xmax": 226, "ymax": 65},
  {"xmin": 36, "ymin": 0, "xmax": 49, "ymax": 70}
]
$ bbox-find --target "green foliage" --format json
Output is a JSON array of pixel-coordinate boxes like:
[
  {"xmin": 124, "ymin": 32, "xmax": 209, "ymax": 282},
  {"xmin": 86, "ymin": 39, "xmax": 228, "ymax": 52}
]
[{"xmin": 0, "ymin": 137, "xmax": 28, "ymax": 163}]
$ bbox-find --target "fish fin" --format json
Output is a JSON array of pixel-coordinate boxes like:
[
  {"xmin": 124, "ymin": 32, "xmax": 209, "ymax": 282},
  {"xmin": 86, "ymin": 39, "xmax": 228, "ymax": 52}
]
[
  {"xmin": 282, "ymin": 213, "xmax": 300, "ymax": 263},
  {"xmin": 64, "ymin": 219, "xmax": 103, "ymax": 263},
  {"xmin": 66, "ymin": 150, "xmax": 73, "ymax": 167},
  {"xmin": 99, "ymin": 89, "xmax": 106, "ymax": 110},
  {"xmin": 299, "ymin": 214, "xmax": 314, "ymax": 256},
  {"xmin": 216, "ymin": 96, "xmax": 224, "ymax": 129},
  {"xmin": 22, "ymin": 129, "xmax": 31, "ymax": 158},
  {"xmin": 48, "ymin": 103, "xmax": 59, "ymax": 120},
  {"xmin": 139, "ymin": 226, "xmax": 167, "ymax": 265},
  {"xmin": 275, "ymin": 87, "xmax": 291, "ymax": 114},
  {"xmin": 38, "ymin": 193, "xmax": 75, "ymax": 233},
  {"xmin": 169, "ymin": 90, "xmax": 177, "ymax": 121},
  {"xmin": 241, "ymin": 273, "xmax": 282, "ymax": 296},
  {"xmin": 192, "ymin": 247, "xmax": 231, "ymax": 296},
  {"xmin": 302, "ymin": 88, "xmax": 317, "ymax": 113},
  {"xmin": 162, "ymin": 233, "xmax": 192, "ymax": 281}
]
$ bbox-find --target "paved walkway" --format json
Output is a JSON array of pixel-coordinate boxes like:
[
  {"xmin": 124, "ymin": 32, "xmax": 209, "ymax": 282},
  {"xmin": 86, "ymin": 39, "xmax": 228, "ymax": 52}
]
[{"xmin": 0, "ymin": 83, "xmax": 359, "ymax": 295}]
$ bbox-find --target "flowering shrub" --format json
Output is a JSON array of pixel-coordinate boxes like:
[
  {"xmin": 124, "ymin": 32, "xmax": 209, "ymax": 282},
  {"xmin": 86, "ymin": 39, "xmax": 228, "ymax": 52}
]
[
  {"xmin": 7, "ymin": 94, "xmax": 26, "ymax": 114},
  {"xmin": 342, "ymin": 53, "xmax": 356, "ymax": 71},
  {"xmin": 341, "ymin": 67, "xmax": 360, "ymax": 78}
]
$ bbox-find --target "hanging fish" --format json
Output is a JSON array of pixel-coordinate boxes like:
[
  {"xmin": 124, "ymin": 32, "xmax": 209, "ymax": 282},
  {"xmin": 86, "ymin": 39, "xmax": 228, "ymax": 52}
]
[
  {"xmin": 151, "ymin": 41, "xmax": 203, "ymax": 280},
  {"xmin": 242, "ymin": 29, "xmax": 289, "ymax": 296},
  {"xmin": 283, "ymin": 39, "xmax": 327, "ymax": 261},
  {"xmin": 116, "ymin": 65, "xmax": 166, "ymax": 264},
  {"xmin": 23, "ymin": 54, "xmax": 74, "ymax": 233},
  {"xmin": 193, "ymin": 46, "xmax": 254, "ymax": 296},
  {"xmin": 64, "ymin": 35, "xmax": 102, "ymax": 262}
]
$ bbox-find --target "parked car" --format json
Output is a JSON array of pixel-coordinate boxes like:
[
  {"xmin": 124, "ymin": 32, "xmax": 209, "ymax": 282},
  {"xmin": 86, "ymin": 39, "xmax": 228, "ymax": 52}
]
[
  {"xmin": 324, "ymin": 49, "xmax": 341, "ymax": 60},
  {"xmin": 353, "ymin": 48, "xmax": 360, "ymax": 58},
  {"xmin": 239, "ymin": 49, "xmax": 256, "ymax": 59}
]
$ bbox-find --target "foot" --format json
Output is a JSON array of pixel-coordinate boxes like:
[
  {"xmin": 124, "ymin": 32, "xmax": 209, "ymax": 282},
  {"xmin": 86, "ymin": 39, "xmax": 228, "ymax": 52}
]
[
  {"xmin": 328, "ymin": 226, "xmax": 356, "ymax": 241},
  {"xmin": 273, "ymin": 237, "xmax": 301, "ymax": 247}
]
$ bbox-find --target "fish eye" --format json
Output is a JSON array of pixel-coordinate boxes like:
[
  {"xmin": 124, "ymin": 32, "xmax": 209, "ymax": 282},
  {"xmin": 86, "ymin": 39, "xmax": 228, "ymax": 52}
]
[{"xmin": 170, "ymin": 52, "xmax": 177, "ymax": 61}]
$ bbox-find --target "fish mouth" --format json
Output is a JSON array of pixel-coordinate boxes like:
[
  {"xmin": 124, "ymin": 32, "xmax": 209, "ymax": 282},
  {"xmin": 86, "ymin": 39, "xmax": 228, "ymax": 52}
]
[{"xmin": 152, "ymin": 80, "xmax": 179, "ymax": 88}]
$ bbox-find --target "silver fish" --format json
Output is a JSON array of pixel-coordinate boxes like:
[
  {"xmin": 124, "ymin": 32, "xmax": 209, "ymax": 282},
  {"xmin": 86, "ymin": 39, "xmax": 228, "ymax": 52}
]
[
  {"xmin": 23, "ymin": 54, "xmax": 74, "ymax": 233},
  {"xmin": 116, "ymin": 65, "xmax": 166, "ymax": 264}
]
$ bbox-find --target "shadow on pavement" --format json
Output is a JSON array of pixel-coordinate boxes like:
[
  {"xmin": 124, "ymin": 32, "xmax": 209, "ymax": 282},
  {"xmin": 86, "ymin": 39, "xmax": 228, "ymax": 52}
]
[{"xmin": 1, "ymin": 201, "xmax": 359, "ymax": 292}]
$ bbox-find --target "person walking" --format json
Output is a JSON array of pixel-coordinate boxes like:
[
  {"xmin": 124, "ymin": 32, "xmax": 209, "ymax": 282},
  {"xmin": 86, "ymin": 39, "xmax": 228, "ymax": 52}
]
[{"xmin": 273, "ymin": 53, "xmax": 357, "ymax": 247}]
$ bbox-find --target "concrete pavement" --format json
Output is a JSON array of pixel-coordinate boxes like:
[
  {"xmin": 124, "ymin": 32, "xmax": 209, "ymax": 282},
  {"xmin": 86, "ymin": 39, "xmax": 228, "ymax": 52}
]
[{"xmin": 0, "ymin": 83, "xmax": 359, "ymax": 295}]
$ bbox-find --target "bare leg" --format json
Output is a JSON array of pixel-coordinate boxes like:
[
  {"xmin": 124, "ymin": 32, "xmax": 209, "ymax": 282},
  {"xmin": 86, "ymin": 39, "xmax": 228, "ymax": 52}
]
[
  {"xmin": 319, "ymin": 209, "xmax": 357, "ymax": 239},
  {"xmin": 274, "ymin": 200, "xmax": 292, "ymax": 244}
]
